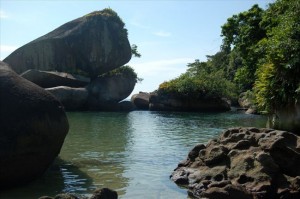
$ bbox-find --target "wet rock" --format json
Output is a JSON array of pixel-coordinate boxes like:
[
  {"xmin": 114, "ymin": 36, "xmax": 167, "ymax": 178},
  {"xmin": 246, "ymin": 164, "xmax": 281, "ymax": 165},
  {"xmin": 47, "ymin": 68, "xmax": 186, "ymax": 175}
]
[
  {"xmin": 90, "ymin": 188, "xmax": 118, "ymax": 199},
  {"xmin": 171, "ymin": 127, "xmax": 300, "ymax": 198},
  {"xmin": 0, "ymin": 61, "xmax": 69, "ymax": 188}
]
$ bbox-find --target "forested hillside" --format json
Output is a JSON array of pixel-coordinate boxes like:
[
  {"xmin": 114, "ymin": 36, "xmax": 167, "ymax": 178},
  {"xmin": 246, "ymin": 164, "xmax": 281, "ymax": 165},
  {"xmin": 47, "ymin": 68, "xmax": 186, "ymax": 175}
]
[{"xmin": 158, "ymin": 0, "xmax": 300, "ymax": 115}]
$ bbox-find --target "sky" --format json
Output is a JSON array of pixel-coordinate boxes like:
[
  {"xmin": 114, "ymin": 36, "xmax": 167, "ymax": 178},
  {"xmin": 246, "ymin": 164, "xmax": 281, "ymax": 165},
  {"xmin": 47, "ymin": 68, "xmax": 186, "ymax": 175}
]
[{"xmin": 0, "ymin": 0, "xmax": 274, "ymax": 97}]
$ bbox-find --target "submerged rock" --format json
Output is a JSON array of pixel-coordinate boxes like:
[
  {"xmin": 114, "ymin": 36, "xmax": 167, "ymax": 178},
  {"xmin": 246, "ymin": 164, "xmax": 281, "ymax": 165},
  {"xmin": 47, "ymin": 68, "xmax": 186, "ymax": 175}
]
[
  {"xmin": 4, "ymin": 9, "xmax": 131, "ymax": 78},
  {"xmin": 0, "ymin": 61, "xmax": 69, "ymax": 188},
  {"xmin": 171, "ymin": 127, "xmax": 300, "ymax": 198}
]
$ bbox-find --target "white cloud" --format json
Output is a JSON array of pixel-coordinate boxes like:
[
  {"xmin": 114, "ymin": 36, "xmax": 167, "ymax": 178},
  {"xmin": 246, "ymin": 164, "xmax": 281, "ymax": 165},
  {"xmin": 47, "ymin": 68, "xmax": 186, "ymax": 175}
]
[
  {"xmin": 133, "ymin": 58, "xmax": 194, "ymax": 76},
  {"xmin": 129, "ymin": 58, "xmax": 195, "ymax": 94},
  {"xmin": 0, "ymin": 10, "xmax": 9, "ymax": 19},
  {"xmin": 153, "ymin": 31, "xmax": 171, "ymax": 37},
  {"xmin": 130, "ymin": 20, "xmax": 150, "ymax": 29},
  {"xmin": 0, "ymin": 45, "xmax": 19, "ymax": 60},
  {"xmin": 1, "ymin": 45, "xmax": 18, "ymax": 52}
]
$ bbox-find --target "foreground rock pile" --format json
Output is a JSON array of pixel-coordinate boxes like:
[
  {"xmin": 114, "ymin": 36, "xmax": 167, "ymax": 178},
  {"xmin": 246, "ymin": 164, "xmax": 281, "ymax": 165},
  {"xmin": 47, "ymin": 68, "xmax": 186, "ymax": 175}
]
[
  {"xmin": 0, "ymin": 61, "xmax": 69, "ymax": 188},
  {"xmin": 171, "ymin": 127, "xmax": 300, "ymax": 199},
  {"xmin": 39, "ymin": 188, "xmax": 118, "ymax": 199}
]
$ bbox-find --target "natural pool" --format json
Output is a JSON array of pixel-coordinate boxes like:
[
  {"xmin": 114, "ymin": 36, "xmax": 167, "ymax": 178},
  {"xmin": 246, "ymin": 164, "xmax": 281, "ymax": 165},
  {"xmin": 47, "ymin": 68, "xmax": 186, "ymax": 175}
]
[{"xmin": 1, "ymin": 111, "xmax": 267, "ymax": 199}]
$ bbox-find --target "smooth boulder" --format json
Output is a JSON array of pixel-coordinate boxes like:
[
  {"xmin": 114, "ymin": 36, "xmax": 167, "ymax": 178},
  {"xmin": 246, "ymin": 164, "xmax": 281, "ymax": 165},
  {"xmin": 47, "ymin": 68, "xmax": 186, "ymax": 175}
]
[
  {"xmin": 21, "ymin": 69, "xmax": 90, "ymax": 88},
  {"xmin": 87, "ymin": 75, "xmax": 136, "ymax": 110},
  {"xmin": 171, "ymin": 127, "xmax": 300, "ymax": 198},
  {"xmin": 4, "ymin": 9, "xmax": 132, "ymax": 78},
  {"xmin": 131, "ymin": 92, "xmax": 150, "ymax": 110},
  {"xmin": 0, "ymin": 61, "xmax": 69, "ymax": 188},
  {"xmin": 46, "ymin": 86, "xmax": 89, "ymax": 111}
]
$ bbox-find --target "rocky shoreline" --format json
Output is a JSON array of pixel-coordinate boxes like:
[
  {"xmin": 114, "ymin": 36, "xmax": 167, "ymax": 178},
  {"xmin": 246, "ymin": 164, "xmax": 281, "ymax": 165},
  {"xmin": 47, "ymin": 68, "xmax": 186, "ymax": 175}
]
[
  {"xmin": 171, "ymin": 127, "xmax": 300, "ymax": 199},
  {"xmin": 39, "ymin": 188, "xmax": 118, "ymax": 199}
]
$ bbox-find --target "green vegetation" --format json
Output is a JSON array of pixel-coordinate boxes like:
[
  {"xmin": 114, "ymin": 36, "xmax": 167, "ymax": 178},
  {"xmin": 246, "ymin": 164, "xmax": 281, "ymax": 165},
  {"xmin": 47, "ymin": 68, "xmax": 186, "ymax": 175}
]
[
  {"xmin": 157, "ymin": 0, "xmax": 300, "ymax": 114},
  {"xmin": 254, "ymin": 0, "xmax": 300, "ymax": 112},
  {"xmin": 85, "ymin": 8, "xmax": 128, "ymax": 45},
  {"xmin": 131, "ymin": 44, "xmax": 141, "ymax": 58},
  {"xmin": 100, "ymin": 65, "xmax": 142, "ymax": 83},
  {"xmin": 158, "ymin": 59, "xmax": 237, "ymax": 100},
  {"xmin": 85, "ymin": 8, "xmax": 125, "ymax": 27}
]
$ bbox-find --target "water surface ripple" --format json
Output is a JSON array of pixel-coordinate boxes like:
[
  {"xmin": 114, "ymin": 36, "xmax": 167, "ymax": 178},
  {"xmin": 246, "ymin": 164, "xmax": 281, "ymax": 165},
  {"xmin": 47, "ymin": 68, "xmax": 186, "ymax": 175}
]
[{"xmin": 1, "ymin": 111, "xmax": 267, "ymax": 199}]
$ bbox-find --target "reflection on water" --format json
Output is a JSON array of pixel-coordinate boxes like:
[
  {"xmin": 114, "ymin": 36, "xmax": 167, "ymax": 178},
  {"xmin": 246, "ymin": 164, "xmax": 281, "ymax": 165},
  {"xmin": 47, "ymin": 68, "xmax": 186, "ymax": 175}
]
[{"xmin": 0, "ymin": 111, "xmax": 267, "ymax": 198}]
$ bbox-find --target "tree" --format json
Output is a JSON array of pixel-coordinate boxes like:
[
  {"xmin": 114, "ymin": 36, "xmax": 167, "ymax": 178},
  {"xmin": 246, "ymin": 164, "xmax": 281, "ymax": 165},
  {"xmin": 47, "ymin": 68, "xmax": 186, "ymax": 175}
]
[
  {"xmin": 158, "ymin": 59, "xmax": 237, "ymax": 100},
  {"xmin": 131, "ymin": 44, "xmax": 141, "ymax": 58},
  {"xmin": 254, "ymin": 0, "xmax": 300, "ymax": 112},
  {"xmin": 221, "ymin": 4, "xmax": 266, "ymax": 91}
]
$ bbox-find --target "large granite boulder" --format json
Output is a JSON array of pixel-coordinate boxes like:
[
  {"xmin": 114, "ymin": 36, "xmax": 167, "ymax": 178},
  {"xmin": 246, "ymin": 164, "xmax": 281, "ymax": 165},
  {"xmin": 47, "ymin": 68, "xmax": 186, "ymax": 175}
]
[
  {"xmin": 87, "ymin": 74, "xmax": 136, "ymax": 110},
  {"xmin": 171, "ymin": 127, "xmax": 300, "ymax": 198},
  {"xmin": 21, "ymin": 69, "xmax": 90, "ymax": 88},
  {"xmin": 149, "ymin": 92, "xmax": 230, "ymax": 112},
  {"xmin": 3, "ymin": 9, "xmax": 132, "ymax": 78},
  {"xmin": 46, "ymin": 86, "xmax": 89, "ymax": 111},
  {"xmin": 131, "ymin": 92, "xmax": 150, "ymax": 110},
  {"xmin": 0, "ymin": 61, "xmax": 69, "ymax": 188}
]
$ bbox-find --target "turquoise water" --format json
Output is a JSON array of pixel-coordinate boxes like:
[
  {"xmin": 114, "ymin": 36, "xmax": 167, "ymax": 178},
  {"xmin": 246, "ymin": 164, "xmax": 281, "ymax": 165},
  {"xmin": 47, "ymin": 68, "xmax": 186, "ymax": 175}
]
[{"xmin": 1, "ymin": 111, "xmax": 267, "ymax": 199}]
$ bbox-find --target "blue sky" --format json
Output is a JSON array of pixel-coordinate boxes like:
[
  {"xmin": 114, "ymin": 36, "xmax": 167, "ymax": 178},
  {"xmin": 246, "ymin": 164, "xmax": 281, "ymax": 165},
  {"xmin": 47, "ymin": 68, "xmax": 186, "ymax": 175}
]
[{"xmin": 0, "ymin": 0, "xmax": 274, "ymax": 96}]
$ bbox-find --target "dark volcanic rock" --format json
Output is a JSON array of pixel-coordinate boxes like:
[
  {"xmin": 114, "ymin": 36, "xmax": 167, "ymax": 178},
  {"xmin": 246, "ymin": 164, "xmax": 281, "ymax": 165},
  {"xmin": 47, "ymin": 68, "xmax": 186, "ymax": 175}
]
[
  {"xmin": 131, "ymin": 92, "xmax": 150, "ymax": 110},
  {"xmin": 171, "ymin": 127, "xmax": 300, "ymax": 198},
  {"xmin": 4, "ymin": 9, "xmax": 131, "ymax": 78},
  {"xmin": 21, "ymin": 69, "xmax": 90, "ymax": 88},
  {"xmin": 46, "ymin": 86, "xmax": 88, "ymax": 111},
  {"xmin": 0, "ymin": 61, "xmax": 69, "ymax": 188},
  {"xmin": 149, "ymin": 92, "xmax": 230, "ymax": 112}
]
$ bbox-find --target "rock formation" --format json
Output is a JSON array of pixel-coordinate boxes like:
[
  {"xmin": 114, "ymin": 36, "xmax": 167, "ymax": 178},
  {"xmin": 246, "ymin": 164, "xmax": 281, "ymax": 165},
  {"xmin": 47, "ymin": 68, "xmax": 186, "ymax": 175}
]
[
  {"xmin": 131, "ymin": 92, "xmax": 150, "ymax": 110},
  {"xmin": 21, "ymin": 69, "xmax": 90, "ymax": 88},
  {"xmin": 149, "ymin": 91, "xmax": 230, "ymax": 112},
  {"xmin": 268, "ymin": 103, "xmax": 300, "ymax": 134},
  {"xmin": 87, "ymin": 74, "xmax": 136, "ymax": 110},
  {"xmin": 0, "ymin": 61, "xmax": 69, "ymax": 188},
  {"xmin": 171, "ymin": 127, "xmax": 300, "ymax": 198},
  {"xmin": 46, "ymin": 86, "xmax": 89, "ymax": 111},
  {"xmin": 3, "ymin": 9, "xmax": 137, "ymax": 111},
  {"xmin": 3, "ymin": 9, "xmax": 131, "ymax": 78},
  {"xmin": 39, "ymin": 187, "xmax": 118, "ymax": 199},
  {"xmin": 238, "ymin": 92, "xmax": 258, "ymax": 114}
]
